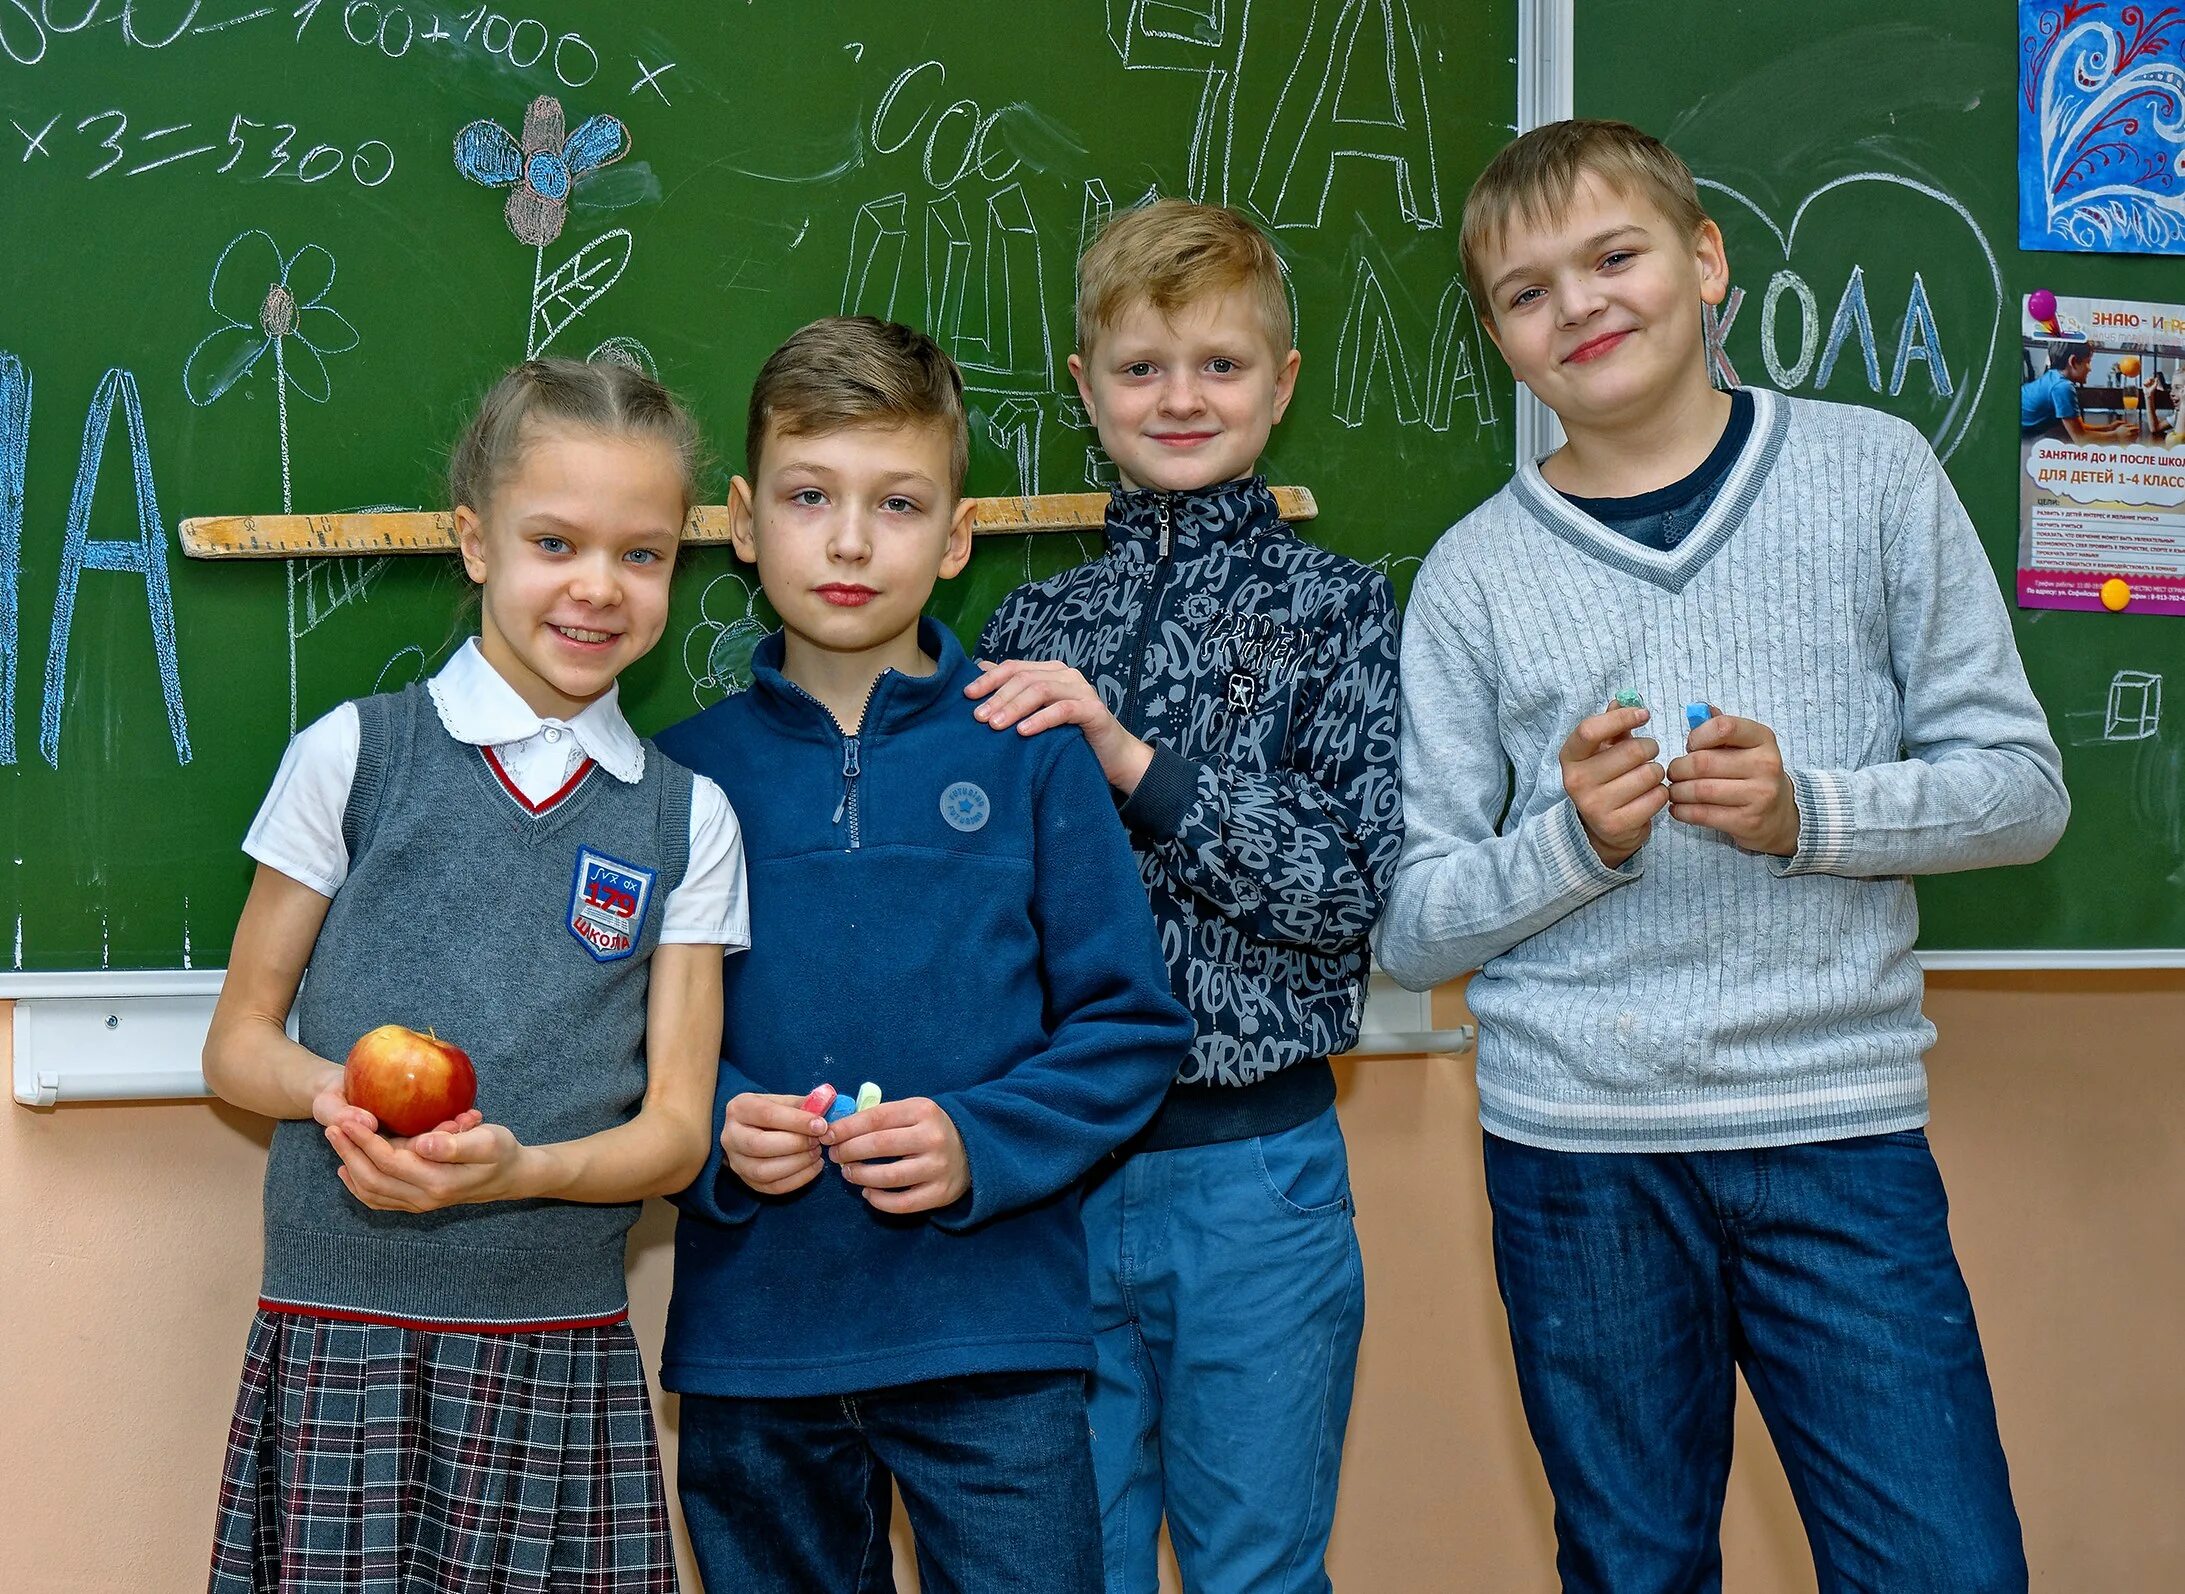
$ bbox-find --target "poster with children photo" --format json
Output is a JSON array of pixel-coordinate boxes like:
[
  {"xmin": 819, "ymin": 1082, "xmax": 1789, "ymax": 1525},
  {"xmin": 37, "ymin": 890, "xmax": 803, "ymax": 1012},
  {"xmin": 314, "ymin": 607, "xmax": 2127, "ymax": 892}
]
[{"xmin": 2017, "ymin": 290, "xmax": 2185, "ymax": 616}]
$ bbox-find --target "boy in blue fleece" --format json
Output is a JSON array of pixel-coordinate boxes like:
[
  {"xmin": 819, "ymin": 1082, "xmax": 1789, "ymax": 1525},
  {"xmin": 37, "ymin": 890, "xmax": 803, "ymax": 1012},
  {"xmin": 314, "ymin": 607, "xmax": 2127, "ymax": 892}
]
[
  {"xmin": 967, "ymin": 201, "xmax": 1401, "ymax": 1594},
  {"xmin": 656, "ymin": 316, "xmax": 1193, "ymax": 1594}
]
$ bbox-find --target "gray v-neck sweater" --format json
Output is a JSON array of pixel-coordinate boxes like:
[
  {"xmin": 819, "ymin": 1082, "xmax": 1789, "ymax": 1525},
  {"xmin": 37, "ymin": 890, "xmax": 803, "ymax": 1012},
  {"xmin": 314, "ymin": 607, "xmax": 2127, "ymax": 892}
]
[
  {"xmin": 261, "ymin": 684, "xmax": 693, "ymax": 1326},
  {"xmin": 1374, "ymin": 391, "xmax": 2068, "ymax": 1152}
]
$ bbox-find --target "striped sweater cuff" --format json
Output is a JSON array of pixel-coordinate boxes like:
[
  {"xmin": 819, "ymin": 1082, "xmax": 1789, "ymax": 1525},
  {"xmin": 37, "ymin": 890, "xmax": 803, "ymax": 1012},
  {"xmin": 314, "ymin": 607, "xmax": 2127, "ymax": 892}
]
[
  {"xmin": 1776, "ymin": 768, "xmax": 1855, "ymax": 876},
  {"xmin": 1543, "ymin": 797, "xmax": 1641, "ymax": 897}
]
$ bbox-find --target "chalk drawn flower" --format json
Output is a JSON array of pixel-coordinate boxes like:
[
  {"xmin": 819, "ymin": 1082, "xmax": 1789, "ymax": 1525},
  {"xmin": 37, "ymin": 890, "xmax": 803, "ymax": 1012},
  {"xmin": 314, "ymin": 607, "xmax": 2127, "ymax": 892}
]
[
  {"xmin": 182, "ymin": 230, "xmax": 359, "ymax": 406},
  {"xmin": 180, "ymin": 230, "xmax": 364, "ymax": 734},
  {"xmin": 685, "ymin": 573, "xmax": 771, "ymax": 703},
  {"xmin": 454, "ymin": 95, "xmax": 629, "ymax": 247}
]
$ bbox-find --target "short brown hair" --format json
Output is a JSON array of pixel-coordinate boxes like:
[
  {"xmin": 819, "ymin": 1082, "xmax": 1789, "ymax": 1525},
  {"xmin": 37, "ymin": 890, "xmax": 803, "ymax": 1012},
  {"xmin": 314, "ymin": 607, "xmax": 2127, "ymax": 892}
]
[
  {"xmin": 745, "ymin": 316, "xmax": 969, "ymax": 492},
  {"xmin": 450, "ymin": 357, "xmax": 705, "ymax": 518},
  {"xmin": 1460, "ymin": 119, "xmax": 1710, "ymax": 317},
  {"xmin": 1076, "ymin": 198, "xmax": 1292, "ymax": 356}
]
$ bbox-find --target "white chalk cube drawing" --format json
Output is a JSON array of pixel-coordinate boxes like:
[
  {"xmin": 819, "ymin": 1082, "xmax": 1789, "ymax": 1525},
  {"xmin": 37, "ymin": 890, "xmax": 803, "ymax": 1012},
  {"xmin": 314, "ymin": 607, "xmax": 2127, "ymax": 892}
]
[{"xmin": 2104, "ymin": 670, "xmax": 2161, "ymax": 741}]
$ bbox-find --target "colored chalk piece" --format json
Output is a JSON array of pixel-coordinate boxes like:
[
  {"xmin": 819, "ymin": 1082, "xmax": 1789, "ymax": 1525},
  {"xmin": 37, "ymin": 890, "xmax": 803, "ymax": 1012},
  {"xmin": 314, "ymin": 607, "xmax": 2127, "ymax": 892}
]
[
  {"xmin": 1611, "ymin": 690, "xmax": 1644, "ymax": 709},
  {"xmin": 800, "ymin": 1083, "xmax": 837, "ymax": 1118},
  {"xmin": 856, "ymin": 1081, "xmax": 883, "ymax": 1113},
  {"xmin": 1685, "ymin": 703, "xmax": 1712, "ymax": 734},
  {"xmin": 825, "ymin": 1094, "xmax": 857, "ymax": 1123}
]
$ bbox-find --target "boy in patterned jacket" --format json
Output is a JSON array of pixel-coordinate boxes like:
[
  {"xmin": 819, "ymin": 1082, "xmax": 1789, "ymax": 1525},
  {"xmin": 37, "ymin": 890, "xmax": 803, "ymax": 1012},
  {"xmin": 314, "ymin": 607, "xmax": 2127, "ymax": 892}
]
[{"xmin": 968, "ymin": 199, "xmax": 1401, "ymax": 1594}]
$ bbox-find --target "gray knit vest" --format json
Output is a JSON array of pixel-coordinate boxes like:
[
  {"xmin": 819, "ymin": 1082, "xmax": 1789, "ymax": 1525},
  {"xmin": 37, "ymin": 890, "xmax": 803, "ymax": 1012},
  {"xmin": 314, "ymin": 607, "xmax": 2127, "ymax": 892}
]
[{"xmin": 261, "ymin": 683, "xmax": 693, "ymax": 1326}]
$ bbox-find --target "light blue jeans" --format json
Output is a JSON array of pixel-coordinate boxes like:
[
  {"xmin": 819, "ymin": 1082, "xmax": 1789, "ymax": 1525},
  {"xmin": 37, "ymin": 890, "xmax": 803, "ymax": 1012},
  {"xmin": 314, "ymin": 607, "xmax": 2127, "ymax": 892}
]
[{"xmin": 1083, "ymin": 1105, "xmax": 1365, "ymax": 1594}]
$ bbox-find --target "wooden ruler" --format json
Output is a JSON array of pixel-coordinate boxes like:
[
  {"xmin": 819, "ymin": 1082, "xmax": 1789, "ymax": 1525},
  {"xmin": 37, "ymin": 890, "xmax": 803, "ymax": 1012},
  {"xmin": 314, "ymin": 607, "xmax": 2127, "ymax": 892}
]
[{"xmin": 178, "ymin": 486, "xmax": 1319, "ymax": 558}]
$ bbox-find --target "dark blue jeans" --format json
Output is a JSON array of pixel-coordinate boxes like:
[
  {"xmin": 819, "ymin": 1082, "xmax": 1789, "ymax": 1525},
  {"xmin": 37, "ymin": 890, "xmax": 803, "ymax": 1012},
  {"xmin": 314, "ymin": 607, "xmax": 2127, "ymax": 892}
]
[
  {"xmin": 1482, "ymin": 1129, "xmax": 2027, "ymax": 1594},
  {"xmin": 677, "ymin": 1369, "xmax": 1100, "ymax": 1594}
]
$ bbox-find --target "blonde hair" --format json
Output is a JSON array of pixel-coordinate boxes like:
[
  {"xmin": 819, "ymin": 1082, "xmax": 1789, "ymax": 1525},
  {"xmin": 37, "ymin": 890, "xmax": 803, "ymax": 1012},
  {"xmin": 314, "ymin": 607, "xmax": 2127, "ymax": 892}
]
[
  {"xmin": 1075, "ymin": 198, "xmax": 1292, "ymax": 356},
  {"xmin": 449, "ymin": 357, "xmax": 704, "ymax": 518},
  {"xmin": 1460, "ymin": 119, "xmax": 1710, "ymax": 316},
  {"xmin": 745, "ymin": 316, "xmax": 969, "ymax": 491}
]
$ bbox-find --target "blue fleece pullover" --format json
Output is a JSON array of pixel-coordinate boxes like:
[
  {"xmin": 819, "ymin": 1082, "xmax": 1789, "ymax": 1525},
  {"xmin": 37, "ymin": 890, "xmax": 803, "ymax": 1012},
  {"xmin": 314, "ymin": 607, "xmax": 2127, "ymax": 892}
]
[{"xmin": 655, "ymin": 619, "xmax": 1194, "ymax": 1398}]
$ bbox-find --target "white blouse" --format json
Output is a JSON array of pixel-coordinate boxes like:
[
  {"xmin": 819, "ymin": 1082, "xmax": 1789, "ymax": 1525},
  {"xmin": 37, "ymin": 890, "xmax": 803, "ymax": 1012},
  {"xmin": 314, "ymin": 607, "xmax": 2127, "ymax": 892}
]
[{"xmin": 243, "ymin": 638, "xmax": 748, "ymax": 948}]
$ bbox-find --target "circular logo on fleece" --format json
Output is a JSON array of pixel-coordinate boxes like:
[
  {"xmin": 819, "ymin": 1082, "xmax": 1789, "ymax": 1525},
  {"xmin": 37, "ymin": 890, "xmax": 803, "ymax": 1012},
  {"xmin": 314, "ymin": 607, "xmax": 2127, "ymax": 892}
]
[{"xmin": 939, "ymin": 781, "xmax": 991, "ymax": 833}]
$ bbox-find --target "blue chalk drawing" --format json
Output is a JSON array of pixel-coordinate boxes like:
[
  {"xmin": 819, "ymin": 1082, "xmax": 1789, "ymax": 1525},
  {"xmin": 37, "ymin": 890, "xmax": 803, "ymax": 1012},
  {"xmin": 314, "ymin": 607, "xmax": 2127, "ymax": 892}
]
[
  {"xmin": 454, "ymin": 95, "xmax": 634, "ymax": 357},
  {"xmin": 2020, "ymin": 1, "xmax": 2185, "ymax": 254},
  {"xmin": 183, "ymin": 229, "xmax": 360, "ymax": 732},
  {"xmin": 40, "ymin": 370, "xmax": 191, "ymax": 769},
  {"xmin": 1, "ymin": 354, "xmax": 25, "ymax": 768}
]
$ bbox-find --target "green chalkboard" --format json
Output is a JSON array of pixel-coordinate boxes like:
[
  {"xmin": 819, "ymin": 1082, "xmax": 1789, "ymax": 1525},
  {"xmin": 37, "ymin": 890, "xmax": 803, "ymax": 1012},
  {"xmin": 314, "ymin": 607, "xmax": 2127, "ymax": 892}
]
[
  {"xmin": 1, "ymin": 1, "xmax": 1514, "ymax": 973},
  {"xmin": 1580, "ymin": 2, "xmax": 2185, "ymax": 955}
]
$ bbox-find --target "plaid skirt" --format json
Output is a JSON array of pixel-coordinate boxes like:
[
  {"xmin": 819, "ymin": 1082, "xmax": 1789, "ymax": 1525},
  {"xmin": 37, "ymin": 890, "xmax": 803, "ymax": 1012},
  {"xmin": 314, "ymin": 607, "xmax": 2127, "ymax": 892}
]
[{"xmin": 208, "ymin": 1309, "xmax": 679, "ymax": 1594}]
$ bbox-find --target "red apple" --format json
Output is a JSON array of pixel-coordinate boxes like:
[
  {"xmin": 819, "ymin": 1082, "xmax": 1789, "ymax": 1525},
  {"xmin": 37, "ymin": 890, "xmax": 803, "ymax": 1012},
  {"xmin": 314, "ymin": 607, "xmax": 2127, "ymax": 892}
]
[{"xmin": 344, "ymin": 1023, "xmax": 477, "ymax": 1137}]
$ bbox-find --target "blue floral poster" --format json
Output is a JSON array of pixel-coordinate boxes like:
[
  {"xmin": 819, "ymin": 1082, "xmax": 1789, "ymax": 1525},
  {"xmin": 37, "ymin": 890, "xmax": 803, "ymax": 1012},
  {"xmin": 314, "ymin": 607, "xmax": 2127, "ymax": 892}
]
[{"xmin": 2019, "ymin": 1, "xmax": 2185, "ymax": 254}]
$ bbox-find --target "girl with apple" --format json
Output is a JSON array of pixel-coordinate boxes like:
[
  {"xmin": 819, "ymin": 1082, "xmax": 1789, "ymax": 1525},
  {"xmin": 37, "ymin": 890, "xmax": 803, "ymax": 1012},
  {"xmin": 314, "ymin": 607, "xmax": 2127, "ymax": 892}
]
[{"xmin": 201, "ymin": 358, "xmax": 748, "ymax": 1594}]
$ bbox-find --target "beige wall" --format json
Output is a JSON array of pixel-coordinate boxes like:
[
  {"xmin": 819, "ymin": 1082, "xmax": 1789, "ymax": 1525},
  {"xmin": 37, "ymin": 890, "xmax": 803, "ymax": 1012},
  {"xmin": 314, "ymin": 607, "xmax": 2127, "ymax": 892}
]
[{"xmin": 4, "ymin": 973, "xmax": 2181, "ymax": 1590}]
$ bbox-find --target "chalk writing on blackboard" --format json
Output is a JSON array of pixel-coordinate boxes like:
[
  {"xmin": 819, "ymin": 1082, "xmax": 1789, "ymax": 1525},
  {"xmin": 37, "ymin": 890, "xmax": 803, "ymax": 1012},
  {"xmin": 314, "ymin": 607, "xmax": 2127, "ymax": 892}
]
[
  {"xmin": 1, "ymin": 354, "xmax": 24, "ymax": 767},
  {"xmin": 294, "ymin": 0, "xmax": 604, "ymax": 88},
  {"xmin": 1247, "ymin": 0, "xmax": 1441, "ymax": 231},
  {"xmin": 1103, "ymin": 0, "xmax": 1442, "ymax": 231},
  {"xmin": 18, "ymin": 106, "xmax": 392, "ymax": 186},
  {"xmin": 1331, "ymin": 233, "xmax": 1495, "ymax": 434},
  {"xmin": 629, "ymin": 57, "xmax": 675, "ymax": 105},
  {"xmin": 1103, "ymin": 0, "xmax": 1240, "ymax": 202},
  {"xmin": 41, "ymin": 370, "xmax": 191, "ymax": 769},
  {"xmin": 1698, "ymin": 174, "xmax": 2001, "ymax": 464},
  {"xmin": 854, "ymin": 60, "xmax": 1060, "ymax": 401}
]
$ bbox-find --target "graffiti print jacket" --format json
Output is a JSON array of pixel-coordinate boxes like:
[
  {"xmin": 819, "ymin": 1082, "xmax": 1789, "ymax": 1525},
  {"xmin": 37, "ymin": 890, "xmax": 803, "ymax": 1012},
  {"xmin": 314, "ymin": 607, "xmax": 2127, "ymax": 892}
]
[{"xmin": 979, "ymin": 476, "xmax": 1402, "ymax": 1146}]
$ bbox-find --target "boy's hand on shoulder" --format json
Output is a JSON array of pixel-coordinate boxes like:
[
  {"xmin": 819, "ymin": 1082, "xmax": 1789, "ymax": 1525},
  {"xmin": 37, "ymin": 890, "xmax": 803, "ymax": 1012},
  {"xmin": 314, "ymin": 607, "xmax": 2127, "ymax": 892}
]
[
  {"xmin": 966, "ymin": 659, "xmax": 1155, "ymax": 795},
  {"xmin": 826, "ymin": 1098, "xmax": 971, "ymax": 1215},
  {"xmin": 1667, "ymin": 713, "xmax": 1801, "ymax": 856},
  {"xmin": 722, "ymin": 1093, "xmax": 829, "ymax": 1196},
  {"xmin": 1560, "ymin": 704, "xmax": 1668, "ymax": 868}
]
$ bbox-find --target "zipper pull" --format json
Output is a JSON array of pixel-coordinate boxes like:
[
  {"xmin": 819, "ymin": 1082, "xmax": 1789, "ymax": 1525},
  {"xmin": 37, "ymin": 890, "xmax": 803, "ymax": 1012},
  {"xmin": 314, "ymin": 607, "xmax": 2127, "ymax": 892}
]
[
  {"xmin": 831, "ymin": 737, "xmax": 860, "ymax": 826},
  {"xmin": 1158, "ymin": 497, "xmax": 1172, "ymax": 559}
]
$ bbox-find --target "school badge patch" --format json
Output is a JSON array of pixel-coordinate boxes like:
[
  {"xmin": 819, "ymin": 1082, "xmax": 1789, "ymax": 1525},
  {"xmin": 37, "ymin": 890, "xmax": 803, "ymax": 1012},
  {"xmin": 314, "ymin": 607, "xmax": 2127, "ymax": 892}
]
[{"xmin": 567, "ymin": 848, "xmax": 655, "ymax": 962}]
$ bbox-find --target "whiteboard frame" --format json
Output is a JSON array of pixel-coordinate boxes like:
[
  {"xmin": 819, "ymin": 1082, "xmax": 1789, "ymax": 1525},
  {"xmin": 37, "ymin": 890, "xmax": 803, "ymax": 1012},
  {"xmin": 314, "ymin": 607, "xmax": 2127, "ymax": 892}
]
[{"xmin": 5, "ymin": 969, "xmax": 1471, "ymax": 1106}]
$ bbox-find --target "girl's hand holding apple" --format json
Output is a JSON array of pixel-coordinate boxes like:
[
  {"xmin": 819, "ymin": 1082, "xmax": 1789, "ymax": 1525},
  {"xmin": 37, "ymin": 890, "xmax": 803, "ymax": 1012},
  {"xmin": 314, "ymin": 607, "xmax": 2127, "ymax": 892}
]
[{"xmin": 326, "ymin": 1116, "xmax": 530, "ymax": 1213}]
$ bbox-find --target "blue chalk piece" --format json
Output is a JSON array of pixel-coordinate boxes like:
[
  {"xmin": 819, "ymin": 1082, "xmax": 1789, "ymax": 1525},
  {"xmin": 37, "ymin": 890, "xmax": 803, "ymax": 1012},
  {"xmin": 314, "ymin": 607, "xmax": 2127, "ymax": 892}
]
[
  {"xmin": 1685, "ymin": 703, "xmax": 1712, "ymax": 734},
  {"xmin": 825, "ymin": 1093, "xmax": 857, "ymax": 1122}
]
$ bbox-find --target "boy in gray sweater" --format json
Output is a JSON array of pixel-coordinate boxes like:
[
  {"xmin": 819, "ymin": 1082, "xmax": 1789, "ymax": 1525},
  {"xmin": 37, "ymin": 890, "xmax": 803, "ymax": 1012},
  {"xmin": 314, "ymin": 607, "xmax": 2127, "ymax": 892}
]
[{"xmin": 1374, "ymin": 120, "xmax": 2066, "ymax": 1592}]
